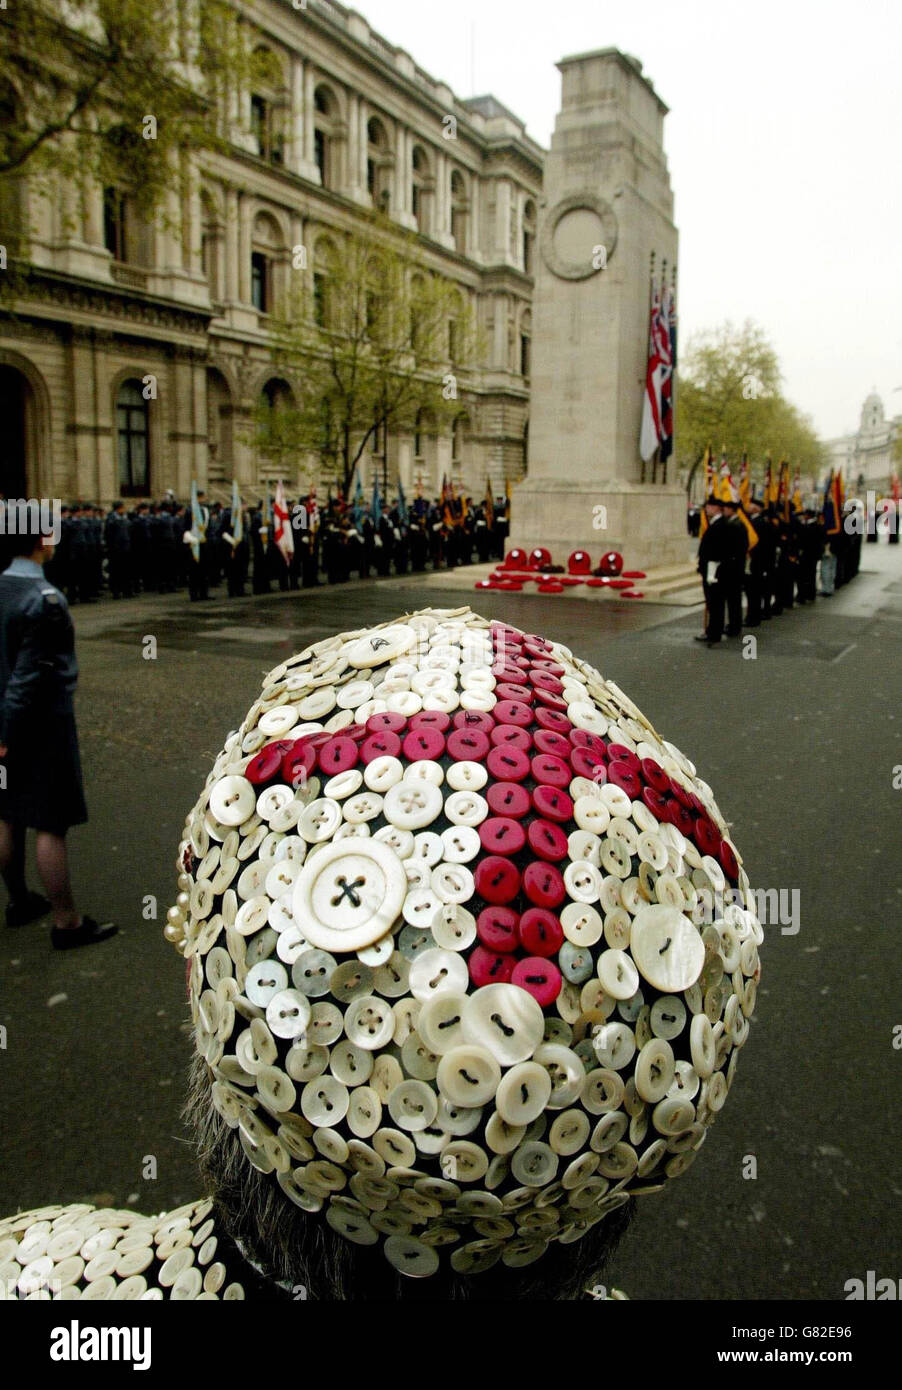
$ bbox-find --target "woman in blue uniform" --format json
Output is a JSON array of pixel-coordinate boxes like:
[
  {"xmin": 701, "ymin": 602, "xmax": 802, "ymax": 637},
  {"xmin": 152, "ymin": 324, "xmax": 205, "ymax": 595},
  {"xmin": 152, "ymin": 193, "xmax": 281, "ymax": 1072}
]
[{"xmin": 0, "ymin": 529, "xmax": 116, "ymax": 948}]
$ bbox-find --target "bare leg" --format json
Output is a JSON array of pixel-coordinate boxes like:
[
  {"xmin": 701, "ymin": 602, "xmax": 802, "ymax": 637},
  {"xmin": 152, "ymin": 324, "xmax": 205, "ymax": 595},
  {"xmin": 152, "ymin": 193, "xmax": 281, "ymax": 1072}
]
[
  {"xmin": 0, "ymin": 819, "xmax": 28, "ymax": 902},
  {"xmin": 34, "ymin": 830, "xmax": 80, "ymax": 930}
]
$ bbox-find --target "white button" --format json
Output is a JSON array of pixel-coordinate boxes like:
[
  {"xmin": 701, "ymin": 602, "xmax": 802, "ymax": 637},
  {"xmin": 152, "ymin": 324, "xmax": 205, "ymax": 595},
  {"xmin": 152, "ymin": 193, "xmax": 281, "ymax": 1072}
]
[
  {"xmin": 403, "ymin": 761, "xmax": 444, "ymax": 787},
  {"xmin": 258, "ymin": 706, "xmax": 300, "ymax": 738},
  {"xmin": 412, "ymin": 668, "xmax": 453, "ymax": 695},
  {"xmin": 690, "ymin": 1012, "xmax": 715, "ymax": 1077},
  {"xmin": 417, "ymin": 992, "xmax": 468, "ymax": 1054},
  {"xmin": 461, "ymin": 983, "xmax": 545, "ymax": 1066},
  {"xmin": 437, "ymin": 1046, "xmax": 501, "ymax": 1107},
  {"xmin": 342, "ymin": 792, "xmax": 383, "ymax": 825},
  {"xmin": 441, "ymin": 825, "xmax": 481, "ymax": 864},
  {"xmin": 459, "ymin": 689, "xmax": 495, "ymax": 712},
  {"xmin": 563, "ymin": 860, "xmax": 603, "ymax": 904},
  {"xmin": 421, "ymin": 687, "xmax": 458, "ymax": 713},
  {"xmin": 430, "ymin": 862, "xmax": 474, "ymax": 904},
  {"xmin": 264, "ymin": 860, "xmax": 301, "ymax": 901},
  {"xmin": 440, "ymin": 1141, "xmax": 488, "ymax": 1183},
  {"xmin": 373, "ymin": 824, "xmax": 415, "ymax": 859},
  {"xmin": 388, "ymin": 1080, "xmax": 439, "ymax": 1131},
  {"xmin": 383, "ymin": 781, "xmax": 443, "ymax": 831},
  {"xmin": 402, "ymin": 887, "xmax": 442, "ymax": 928},
  {"xmin": 599, "ymin": 784, "xmax": 632, "ymax": 817},
  {"xmin": 609, "ymin": 816, "xmax": 639, "ymax": 856},
  {"xmin": 337, "ymin": 680, "xmax": 375, "ymax": 710},
  {"xmin": 292, "ymin": 840, "xmax": 406, "ymax": 952},
  {"xmin": 244, "ymin": 959, "xmax": 289, "ymax": 1007},
  {"xmin": 348, "ymin": 625, "xmax": 416, "ymax": 668},
  {"xmin": 210, "ymin": 776, "xmax": 256, "ymax": 827},
  {"xmin": 560, "ymin": 902, "xmax": 603, "ymax": 947},
  {"xmin": 591, "ymin": 1021, "xmax": 636, "ymax": 1071},
  {"xmin": 574, "ymin": 796, "xmax": 611, "ymax": 835},
  {"xmin": 600, "ymin": 837, "xmax": 632, "ymax": 879},
  {"xmin": 630, "ymin": 905, "xmax": 705, "ymax": 993},
  {"xmin": 445, "ymin": 761, "xmax": 488, "ymax": 791},
  {"xmin": 364, "ymin": 755, "xmax": 403, "ymax": 792},
  {"xmin": 301, "ymin": 1075, "xmax": 350, "ymax": 1126},
  {"xmin": 581, "ymin": 1067, "xmax": 625, "ymax": 1113},
  {"xmin": 650, "ymin": 996, "xmax": 686, "ymax": 1040},
  {"xmin": 548, "ymin": 1109, "xmax": 591, "ymax": 1155},
  {"xmin": 297, "ymin": 798, "xmax": 342, "ymax": 843},
  {"xmin": 265, "ymin": 988, "xmax": 311, "ymax": 1040},
  {"xmin": 443, "ymin": 790, "xmax": 488, "ymax": 827},
  {"xmin": 568, "ymin": 830, "xmax": 602, "ymax": 865},
  {"xmin": 383, "ymin": 1235, "xmax": 440, "ymax": 1277},
  {"xmin": 386, "ymin": 690, "xmax": 423, "ymax": 717},
  {"xmin": 532, "ymin": 1044, "xmax": 585, "ymax": 1108},
  {"xmin": 510, "ymin": 1141, "xmax": 558, "ymax": 1188},
  {"xmin": 344, "ymin": 995, "xmax": 395, "ymax": 1050},
  {"xmin": 494, "ymin": 1062, "xmax": 551, "ymax": 1125},
  {"xmin": 603, "ymin": 907, "xmax": 631, "ymax": 951},
  {"xmin": 411, "ymin": 832, "xmax": 443, "ymax": 866},
  {"xmin": 634, "ymin": 1037, "xmax": 675, "ymax": 1102},
  {"xmin": 408, "ymin": 948, "xmax": 469, "ymax": 1001},
  {"xmin": 637, "ymin": 832, "xmax": 669, "ymax": 871},
  {"xmin": 597, "ymin": 949, "xmax": 639, "ymax": 1000},
  {"xmin": 324, "ymin": 769, "xmax": 363, "ymax": 801},
  {"xmin": 298, "ymin": 688, "xmax": 336, "ymax": 722},
  {"xmin": 431, "ymin": 903, "xmax": 477, "ymax": 951},
  {"xmin": 568, "ymin": 703, "xmax": 607, "ymax": 735}
]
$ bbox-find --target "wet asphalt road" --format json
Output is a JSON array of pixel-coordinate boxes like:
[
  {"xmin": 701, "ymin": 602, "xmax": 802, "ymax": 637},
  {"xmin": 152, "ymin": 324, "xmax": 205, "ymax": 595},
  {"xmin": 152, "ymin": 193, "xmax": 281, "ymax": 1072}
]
[{"xmin": 1, "ymin": 547, "xmax": 900, "ymax": 1300}]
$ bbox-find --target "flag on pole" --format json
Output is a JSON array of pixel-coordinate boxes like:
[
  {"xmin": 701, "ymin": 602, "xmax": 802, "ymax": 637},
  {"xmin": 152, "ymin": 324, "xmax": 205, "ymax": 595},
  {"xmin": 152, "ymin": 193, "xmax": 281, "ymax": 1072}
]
[
  {"xmin": 273, "ymin": 480, "xmax": 294, "ymax": 565},
  {"xmin": 777, "ymin": 460, "xmax": 790, "ymax": 521},
  {"xmin": 186, "ymin": 480, "xmax": 203, "ymax": 563},
  {"xmin": 639, "ymin": 282, "xmax": 667, "ymax": 462},
  {"xmin": 739, "ymin": 452, "xmax": 750, "ymax": 508},
  {"xmin": 717, "ymin": 453, "xmax": 736, "ymax": 502},
  {"xmin": 791, "ymin": 469, "xmax": 803, "ymax": 514},
  {"xmin": 823, "ymin": 470, "xmax": 840, "ymax": 535},
  {"xmin": 659, "ymin": 286, "xmax": 677, "ymax": 464},
  {"xmin": 351, "ymin": 468, "xmax": 365, "ymax": 527},
  {"xmin": 397, "ymin": 477, "xmax": 409, "ymax": 524},
  {"xmin": 231, "ymin": 479, "xmax": 243, "ymax": 546},
  {"xmin": 764, "ymin": 455, "xmax": 775, "ymax": 508},
  {"xmin": 485, "ymin": 476, "xmax": 494, "ymax": 529},
  {"xmin": 372, "ymin": 470, "xmax": 382, "ymax": 521},
  {"xmin": 699, "ymin": 445, "xmax": 714, "ymax": 536}
]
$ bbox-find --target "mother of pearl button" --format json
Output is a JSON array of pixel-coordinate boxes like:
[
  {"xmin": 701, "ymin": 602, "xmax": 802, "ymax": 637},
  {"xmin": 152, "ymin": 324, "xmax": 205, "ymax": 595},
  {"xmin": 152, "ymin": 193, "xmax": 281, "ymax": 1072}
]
[
  {"xmin": 292, "ymin": 840, "xmax": 407, "ymax": 953},
  {"xmin": 629, "ymin": 905, "xmax": 705, "ymax": 993}
]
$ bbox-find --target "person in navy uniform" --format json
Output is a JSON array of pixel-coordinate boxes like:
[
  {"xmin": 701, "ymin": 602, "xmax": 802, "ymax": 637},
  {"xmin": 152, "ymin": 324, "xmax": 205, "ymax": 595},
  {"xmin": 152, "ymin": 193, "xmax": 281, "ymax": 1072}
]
[
  {"xmin": 104, "ymin": 500, "xmax": 133, "ymax": 599},
  {"xmin": 0, "ymin": 529, "xmax": 117, "ymax": 947},
  {"xmin": 743, "ymin": 490, "xmax": 775, "ymax": 626},
  {"xmin": 695, "ymin": 495, "xmax": 732, "ymax": 646}
]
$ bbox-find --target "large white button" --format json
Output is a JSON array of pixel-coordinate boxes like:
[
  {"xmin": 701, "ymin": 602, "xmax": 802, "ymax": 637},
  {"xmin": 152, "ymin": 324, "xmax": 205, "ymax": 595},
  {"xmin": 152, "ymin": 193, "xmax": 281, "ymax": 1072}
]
[
  {"xmin": 383, "ymin": 781, "xmax": 443, "ymax": 831},
  {"xmin": 348, "ymin": 625, "xmax": 416, "ymax": 668},
  {"xmin": 209, "ymin": 776, "xmax": 256, "ymax": 827},
  {"xmin": 292, "ymin": 840, "xmax": 406, "ymax": 952},
  {"xmin": 461, "ymin": 983, "xmax": 545, "ymax": 1066},
  {"xmin": 630, "ymin": 905, "xmax": 705, "ymax": 993},
  {"xmin": 437, "ymin": 1046, "xmax": 501, "ymax": 1107}
]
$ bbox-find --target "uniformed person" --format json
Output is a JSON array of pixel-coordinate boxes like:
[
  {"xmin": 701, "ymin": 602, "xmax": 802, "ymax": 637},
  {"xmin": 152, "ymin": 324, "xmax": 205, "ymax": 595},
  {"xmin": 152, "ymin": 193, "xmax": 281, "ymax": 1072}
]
[
  {"xmin": 796, "ymin": 506, "xmax": 824, "ymax": 604},
  {"xmin": 695, "ymin": 495, "xmax": 731, "ymax": 645},
  {"xmin": 718, "ymin": 498, "xmax": 749, "ymax": 636},
  {"xmin": 0, "ymin": 530, "xmax": 116, "ymax": 946},
  {"xmin": 375, "ymin": 504, "xmax": 394, "ymax": 576},
  {"xmin": 104, "ymin": 500, "xmax": 133, "ymax": 599},
  {"xmin": 743, "ymin": 491, "xmax": 774, "ymax": 627}
]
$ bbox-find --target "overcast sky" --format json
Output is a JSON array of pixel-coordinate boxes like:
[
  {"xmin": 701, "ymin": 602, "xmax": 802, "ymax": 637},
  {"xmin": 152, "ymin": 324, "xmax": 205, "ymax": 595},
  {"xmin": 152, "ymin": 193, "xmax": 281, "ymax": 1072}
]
[{"xmin": 358, "ymin": 0, "xmax": 900, "ymax": 441}]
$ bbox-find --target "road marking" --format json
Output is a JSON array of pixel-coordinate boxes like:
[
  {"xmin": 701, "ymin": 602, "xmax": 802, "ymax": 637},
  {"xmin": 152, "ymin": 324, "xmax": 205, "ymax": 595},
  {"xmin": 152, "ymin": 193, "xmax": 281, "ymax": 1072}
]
[{"xmin": 830, "ymin": 643, "xmax": 857, "ymax": 664}]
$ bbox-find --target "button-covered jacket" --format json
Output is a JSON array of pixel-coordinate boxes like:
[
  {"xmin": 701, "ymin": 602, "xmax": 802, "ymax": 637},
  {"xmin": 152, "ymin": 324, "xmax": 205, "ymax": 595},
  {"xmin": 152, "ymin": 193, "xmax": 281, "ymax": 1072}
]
[{"xmin": 0, "ymin": 560, "xmax": 78, "ymax": 745}]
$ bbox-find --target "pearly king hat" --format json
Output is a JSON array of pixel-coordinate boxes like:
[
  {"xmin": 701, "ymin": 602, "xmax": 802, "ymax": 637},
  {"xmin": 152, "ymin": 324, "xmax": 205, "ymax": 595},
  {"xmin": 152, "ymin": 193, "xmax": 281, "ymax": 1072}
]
[{"xmin": 166, "ymin": 608, "xmax": 763, "ymax": 1279}]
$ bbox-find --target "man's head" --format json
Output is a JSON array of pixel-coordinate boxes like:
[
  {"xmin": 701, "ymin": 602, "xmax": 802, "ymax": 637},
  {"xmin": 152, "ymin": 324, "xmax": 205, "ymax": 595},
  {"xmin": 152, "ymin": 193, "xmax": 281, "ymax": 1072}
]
[
  {"xmin": 704, "ymin": 495, "xmax": 722, "ymax": 518},
  {"xmin": 169, "ymin": 610, "xmax": 763, "ymax": 1297}
]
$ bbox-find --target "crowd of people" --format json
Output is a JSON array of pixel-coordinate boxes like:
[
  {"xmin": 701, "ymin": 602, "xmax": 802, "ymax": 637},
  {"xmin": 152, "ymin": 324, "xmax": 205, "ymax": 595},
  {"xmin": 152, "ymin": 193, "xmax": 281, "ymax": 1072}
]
[
  {"xmin": 35, "ymin": 487, "xmax": 511, "ymax": 603},
  {"xmin": 695, "ymin": 488, "xmax": 865, "ymax": 646}
]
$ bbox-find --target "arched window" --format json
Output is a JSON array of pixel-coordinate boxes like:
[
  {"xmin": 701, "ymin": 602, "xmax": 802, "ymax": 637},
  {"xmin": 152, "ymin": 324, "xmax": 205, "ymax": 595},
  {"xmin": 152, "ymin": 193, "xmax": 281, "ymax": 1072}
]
[
  {"xmin": 250, "ymin": 46, "xmax": 285, "ymax": 164},
  {"xmin": 207, "ymin": 368, "xmax": 233, "ymax": 482},
  {"xmin": 450, "ymin": 170, "xmax": 469, "ymax": 253},
  {"xmin": 519, "ymin": 308, "xmax": 532, "ymax": 378},
  {"xmin": 314, "ymin": 85, "xmax": 339, "ymax": 190},
  {"xmin": 411, "ymin": 145, "xmax": 433, "ymax": 236},
  {"xmin": 414, "ymin": 408, "xmax": 425, "ymax": 460},
  {"xmin": 102, "ymin": 126, "xmax": 150, "ymax": 266},
  {"xmin": 366, "ymin": 116, "xmax": 391, "ymax": 211},
  {"xmin": 523, "ymin": 199, "xmax": 537, "ymax": 275},
  {"xmin": 251, "ymin": 212, "xmax": 284, "ymax": 314},
  {"xmin": 117, "ymin": 379, "xmax": 150, "ymax": 496}
]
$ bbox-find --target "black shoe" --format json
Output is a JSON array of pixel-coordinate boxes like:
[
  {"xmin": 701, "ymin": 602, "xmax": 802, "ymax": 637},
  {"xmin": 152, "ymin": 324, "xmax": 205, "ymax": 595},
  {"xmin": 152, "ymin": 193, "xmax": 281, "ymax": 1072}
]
[
  {"xmin": 51, "ymin": 915, "xmax": 118, "ymax": 950},
  {"xmin": 6, "ymin": 892, "xmax": 52, "ymax": 928},
  {"xmin": 725, "ymin": 629, "xmax": 742, "ymax": 638},
  {"xmin": 694, "ymin": 634, "xmax": 721, "ymax": 645}
]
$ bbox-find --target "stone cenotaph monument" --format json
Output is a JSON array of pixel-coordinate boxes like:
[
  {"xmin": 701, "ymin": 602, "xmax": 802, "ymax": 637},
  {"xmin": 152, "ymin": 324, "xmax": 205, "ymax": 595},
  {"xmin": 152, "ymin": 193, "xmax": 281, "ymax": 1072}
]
[{"xmin": 511, "ymin": 49, "xmax": 685, "ymax": 571}]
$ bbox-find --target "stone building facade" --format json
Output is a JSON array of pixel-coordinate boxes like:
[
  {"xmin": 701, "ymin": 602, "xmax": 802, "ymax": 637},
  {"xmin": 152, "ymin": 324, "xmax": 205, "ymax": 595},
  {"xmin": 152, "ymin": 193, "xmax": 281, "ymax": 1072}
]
[
  {"xmin": 0, "ymin": 0, "xmax": 542, "ymax": 505},
  {"xmin": 827, "ymin": 392, "xmax": 900, "ymax": 494}
]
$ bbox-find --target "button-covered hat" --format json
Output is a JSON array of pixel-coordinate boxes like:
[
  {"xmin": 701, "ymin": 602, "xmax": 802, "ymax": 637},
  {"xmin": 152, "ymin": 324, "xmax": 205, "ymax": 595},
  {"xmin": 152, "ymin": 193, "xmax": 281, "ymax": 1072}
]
[{"xmin": 166, "ymin": 608, "xmax": 762, "ymax": 1278}]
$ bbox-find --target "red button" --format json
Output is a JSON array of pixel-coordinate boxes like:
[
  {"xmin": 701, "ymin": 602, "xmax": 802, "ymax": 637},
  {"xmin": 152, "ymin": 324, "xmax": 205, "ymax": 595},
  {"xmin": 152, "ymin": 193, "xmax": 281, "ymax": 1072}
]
[
  {"xmin": 668, "ymin": 802, "xmax": 696, "ymax": 836},
  {"xmin": 492, "ymin": 664, "xmax": 526, "ymax": 684},
  {"xmin": 486, "ymin": 746, "xmax": 531, "ymax": 782},
  {"xmin": 360, "ymin": 731, "xmax": 402, "ymax": 762},
  {"xmin": 642, "ymin": 786, "xmax": 670, "ymax": 817},
  {"xmin": 317, "ymin": 736, "xmax": 359, "ymax": 774},
  {"xmin": 452, "ymin": 709, "xmax": 495, "ymax": 735},
  {"xmin": 533, "ymin": 730, "xmax": 571, "ymax": 759},
  {"xmin": 519, "ymin": 908, "xmax": 563, "ymax": 957},
  {"xmin": 493, "ymin": 700, "xmax": 533, "ymax": 728},
  {"xmin": 402, "ymin": 727, "xmax": 446, "ymax": 761},
  {"xmin": 719, "ymin": 839, "xmax": 739, "ymax": 881},
  {"xmin": 246, "ymin": 740, "xmax": 294, "ymax": 785},
  {"xmin": 527, "ymin": 821, "xmax": 569, "ymax": 863},
  {"xmin": 474, "ymin": 856, "xmax": 521, "ymax": 904},
  {"xmin": 344, "ymin": 722, "xmax": 369, "ymax": 743},
  {"xmin": 495, "ymin": 681, "xmax": 533, "ymax": 703},
  {"xmin": 522, "ymin": 861, "xmax": 566, "ymax": 908},
  {"xmin": 528, "ymin": 670, "xmax": 564, "ymax": 695},
  {"xmin": 640, "ymin": 758, "xmax": 671, "ymax": 793},
  {"xmin": 366, "ymin": 712, "xmax": 407, "ymax": 734},
  {"xmin": 570, "ymin": 746, "xmax": 606, "ymax": 780},
  {"xmin": 606, "ymin": 761, "xmax": 642, "ymax": 800},
  {"xmin": 476, "ymin": 906, "xmax": 520, "ymax": 953},
  {"xmin": 486, "ymin": 781, "xmax": 531, "ymax": 818},
  {"xmin": 447, "ymin": 728, "xmax": 490, "ymax": 762},
  {"xmin": 469, "ymin": 946, "xmax": 516, "ymax": 987},
  {"xmin": 534, "ymin": 688, "xmax": 568, "ymax": 712},
  {"xmin": 410, "ymin": 710, "xmax": 451, "ymax": 733},
  {"xmin": 528, "ymin": 658, "xmax": 565, "ymax": 677},
  {"xmin": 534, "ymin": 708, "xmax": 571, "ymax": 734},
  {"xmin": 490, "ymin": 724, "xmax": 532, "ymax": 753},
  {"xmin": 511, "ymin": 956, "xmax": 561, "ymax": 1006},
  {"xmin": 281, "ymin": 741, "xmax": 316, "ymax": 786},
  {"xmin": 532, "ymin": 786, "xmax": 574, "ymax": 823},
  {"xmin": 608, "ymin": 745, "xmax": 641, "ymax": 774},
  {"xmin": 479, "ymin": 817, "xmax": 526, "ymax": 855},
  {"xmin": 530, "ymin": 754, "xmax": 571, "ymax": 789},
  {"xmin": 669, "ymin": 778, "xmax": 695, "ymax": 809},
  {"xmin": 694, "ymin": 816, "xmax": 722, "ymax": 857},
  {"xmin": 570, "ymin": 729, "xmax": 607, "ymax": 755},
  {"xmin": 523, "ymin": 636, "xmax": 552, "ymax": 655}
]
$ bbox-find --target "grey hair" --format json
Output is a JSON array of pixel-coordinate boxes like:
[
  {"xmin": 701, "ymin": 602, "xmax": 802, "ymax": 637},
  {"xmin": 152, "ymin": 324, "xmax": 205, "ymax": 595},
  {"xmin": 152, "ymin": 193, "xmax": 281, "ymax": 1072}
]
[{"xmin": 184, "ymin": 1051, "xmax": 635, "ymax": 1301}]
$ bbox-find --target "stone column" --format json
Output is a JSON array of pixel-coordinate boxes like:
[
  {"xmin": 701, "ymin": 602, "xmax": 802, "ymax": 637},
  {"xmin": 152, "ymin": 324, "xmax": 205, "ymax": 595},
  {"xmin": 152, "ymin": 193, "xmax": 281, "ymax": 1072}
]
[
  {"xmin": 494, "ymin": 180, "xmax": 511, "ymax": 264},
  {"xmin": 397, "ymin": 128, "xmax": 417, "ymax": 230},
  {"xmin": 238, "ymin": 194, "xmax": 252, "ymax": 303}
]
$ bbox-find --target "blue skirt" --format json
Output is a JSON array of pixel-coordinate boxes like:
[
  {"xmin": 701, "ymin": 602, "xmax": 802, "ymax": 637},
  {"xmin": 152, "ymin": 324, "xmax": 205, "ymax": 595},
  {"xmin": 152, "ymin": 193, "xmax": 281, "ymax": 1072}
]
[{"xmin": 0, "ymin": 711, "xmax": 88, "ymax": 834}]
